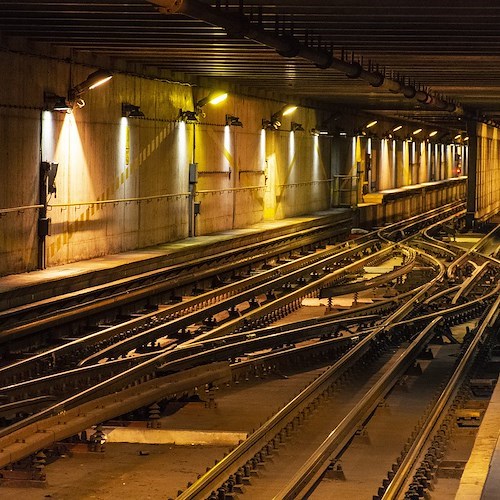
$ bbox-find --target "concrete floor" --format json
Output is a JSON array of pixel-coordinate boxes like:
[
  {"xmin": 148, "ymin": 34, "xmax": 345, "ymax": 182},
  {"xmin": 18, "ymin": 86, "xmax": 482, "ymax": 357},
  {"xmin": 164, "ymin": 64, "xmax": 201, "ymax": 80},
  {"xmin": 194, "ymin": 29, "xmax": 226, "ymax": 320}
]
[{"xmin": 0, "ymin": 367, "xmax": 328, "ymax": 499}]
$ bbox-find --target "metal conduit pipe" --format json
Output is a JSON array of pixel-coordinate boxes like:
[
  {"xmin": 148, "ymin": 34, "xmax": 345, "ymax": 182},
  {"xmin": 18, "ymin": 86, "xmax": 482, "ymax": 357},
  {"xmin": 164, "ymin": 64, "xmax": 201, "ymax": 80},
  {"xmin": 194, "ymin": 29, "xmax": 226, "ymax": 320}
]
[{"xmin": 152, "ymin": 0, "xmax": 458, "ymax": 113}]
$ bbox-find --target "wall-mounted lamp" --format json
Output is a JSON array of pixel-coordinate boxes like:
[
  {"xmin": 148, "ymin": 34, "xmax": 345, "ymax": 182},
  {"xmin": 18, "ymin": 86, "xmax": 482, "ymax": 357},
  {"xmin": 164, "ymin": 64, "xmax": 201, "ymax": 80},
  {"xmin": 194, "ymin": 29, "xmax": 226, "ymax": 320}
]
[
  {"xmin": 291, "ymin": 122, "xmax": 304, "ymax": 132},
  {"xmin": 122, "ymin": 103, "xmax": 145, "ymax": 118},
  {"xmin": 180, "ymin": 90, "xmax": 228, "ymax": 123},
  {"xmin": 196, "ymin": 91, "xmax": 228, "ymax": 110},
  {"xmin": 310, "ymin": 128, "xmax": 329, "ymax": 136},
  {"xmin": 355, "ymin": 119, "xmax": 379, "ymax": 138},
  {"xmin": 178, "ymin": 109, "xmax": 199, "ymax": 123},
  {"xmin": 44, "ymin": 92, "xmax": 72, "ymax": 113},
  {"xmin": 225, "ymin": 114, "xmax": 243, "ymax": 127},
  {"xmin": 263, "ymin": 104, "xmax": 298, "ymax": 130},
  {"xmin": 68, "ymin": 69, "xmax": 113, "ymax": 107},
  {"xmin": 383, "ymin": 124, "xmax": 403, "ymax": 139},
  {"xmin": 453, "ymin": 133, "xmax": 469, "ymax": 143}
]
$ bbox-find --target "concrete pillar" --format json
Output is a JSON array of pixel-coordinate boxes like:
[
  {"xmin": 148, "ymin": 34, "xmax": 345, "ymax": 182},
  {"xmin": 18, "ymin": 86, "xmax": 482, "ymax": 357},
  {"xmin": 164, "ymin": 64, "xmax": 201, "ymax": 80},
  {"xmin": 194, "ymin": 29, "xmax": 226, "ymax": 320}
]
[{"xmin": 466, "ymin": 121, "xmax": 478, "ymax": 228}]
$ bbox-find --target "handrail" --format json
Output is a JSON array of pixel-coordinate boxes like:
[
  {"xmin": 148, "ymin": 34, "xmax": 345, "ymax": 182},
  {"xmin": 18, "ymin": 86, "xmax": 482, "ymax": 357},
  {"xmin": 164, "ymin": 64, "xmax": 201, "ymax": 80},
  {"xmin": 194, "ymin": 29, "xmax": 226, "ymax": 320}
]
[
  {"xmin": 48, "ymin": 192, "xmax": 190, "ymax": 209},
  {"xmin": 277, "ymin": 179, "xmax": 333, "ymax": 188},
  {"xmin": 196, "ymin": 185, "xmax": 265, "ymax": 194},
  {"xmin": 0, "ymin": 204, "xmax": 44, "ymax": 215}
]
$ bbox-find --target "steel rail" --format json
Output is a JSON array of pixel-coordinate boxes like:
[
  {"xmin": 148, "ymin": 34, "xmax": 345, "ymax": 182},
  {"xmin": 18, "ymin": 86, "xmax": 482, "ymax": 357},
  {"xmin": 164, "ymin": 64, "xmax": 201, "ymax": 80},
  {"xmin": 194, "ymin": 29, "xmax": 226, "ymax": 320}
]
[
  {"xmin": 0, "ymin": 396, "xmax": 57, "ymax": 419},
  {"xmin": 0, "ymin": 233, "xmax": 370, "ymax": 383},
  {"xmin": 0, "ymin": 262, "xmax": 383, "ymax": 385},
  {"xmin": 274, "ymin": 316, "xmax": 444, "ymax": 500},
  {"xmin": 423, "ymin": 284, "xmax": 461, "ymax": 305},
  {"xmin": 178, "ymin": 245, "xmax": 395, "ymax": 347},
  {"xmin": 445, "ymin": 223, "xmax": 499, "ymax": 278},
  {"xmin": 381, "ymin": 292, "xmax": 500, "ymax": 500},
  {"xmin": 0, "ymin": 314, "xmax": 374, "ymax": 442},
  {"xmin": 320, "ymin": 247, "xmax": 416, "ymax": 298},
  {"xmin": 175, "ymin": 249, "xmax": 449, "ymax": 499},
  {"xmin": 377, "ymin": 202, "xmax": 464, "ymax": 244},
  {"xmin": 0, "ymin": 315, "xmax": 378, "ymax": 404},
  {"xmin": 395, "ymin": 283, "xmax": 500, "ymax": 326},
  {"xmin": 0, "ymin": 220, "xmax": 351, "ymax": 337},
  {"xmin": 177, "ymin": 314, "xmax": 443, "ymax": 500},
  {"xmin": 451, "ymin": 261, "xmax": 490, "ymax": 304},
  {"xmin": 413, "ymin": 239, "xmax": 459, "ymax": 261},
  {"xmin": 0, "ymin": 214, "xmax": 483, "ymax": 473},
  {"xmin": 0, "ymin": 363, "xmax": 232, "ymax": 469},
  {"xmin": 0, "ymin": 203, "xmax": 460, "ymax": 386},
  {"xmin": 0, "ymin": 243, "xmax": 444, "ymax": 442},
  {"xmin": 80, "ymin": 240, "xmax": 387, "ymax": 364}
]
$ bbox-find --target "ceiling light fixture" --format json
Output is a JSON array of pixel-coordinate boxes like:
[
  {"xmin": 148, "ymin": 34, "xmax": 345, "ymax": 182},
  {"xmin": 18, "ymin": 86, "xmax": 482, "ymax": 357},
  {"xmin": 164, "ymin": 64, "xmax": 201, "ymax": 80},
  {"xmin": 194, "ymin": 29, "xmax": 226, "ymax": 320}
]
[
  {"xmin": 429, "ymin": 130, "xmax": 438, "ymax": 137},
  {"xmin": 392, "ymin": 125, "xmax": 403, "ymax": 132},
  {"xmin": 412, "ymin": 128, "xmax": 423, "ymax": 135},
  {"xmin": 365, "ymin": 120, "xmax": 378, "ymax": 129}
]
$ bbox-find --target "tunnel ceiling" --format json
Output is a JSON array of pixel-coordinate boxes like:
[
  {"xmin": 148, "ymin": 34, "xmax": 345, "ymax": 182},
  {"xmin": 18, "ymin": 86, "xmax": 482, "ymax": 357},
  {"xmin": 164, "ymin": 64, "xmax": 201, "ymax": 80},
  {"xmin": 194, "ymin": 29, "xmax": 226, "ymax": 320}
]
[{"xmin": 2, "ymin": 0, "xmax": 500, "ymax": 131}]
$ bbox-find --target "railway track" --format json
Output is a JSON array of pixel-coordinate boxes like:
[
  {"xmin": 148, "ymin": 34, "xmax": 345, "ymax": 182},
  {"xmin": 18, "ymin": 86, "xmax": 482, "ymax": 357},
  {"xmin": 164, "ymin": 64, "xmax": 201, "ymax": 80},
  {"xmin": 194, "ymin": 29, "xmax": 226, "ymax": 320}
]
[
  {"xmin": 0, "ymin": 219, "xmax": 352, "ymax": 354},
  {"xmin": 1, "ymin": 201, "xmax": 498, "ymax": 496},
  {"xmin": 172, "ymin": 223, "xmax": 499, "ymax": 499}
]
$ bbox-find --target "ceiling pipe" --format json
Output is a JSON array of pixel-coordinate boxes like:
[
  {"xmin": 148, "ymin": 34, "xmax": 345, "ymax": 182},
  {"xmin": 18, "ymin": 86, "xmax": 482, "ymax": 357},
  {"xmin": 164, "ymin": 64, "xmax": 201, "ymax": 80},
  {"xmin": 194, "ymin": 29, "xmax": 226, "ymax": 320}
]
[{"xmin": 152, "ymin": 0, "xmax": 459, "ymax": 114}]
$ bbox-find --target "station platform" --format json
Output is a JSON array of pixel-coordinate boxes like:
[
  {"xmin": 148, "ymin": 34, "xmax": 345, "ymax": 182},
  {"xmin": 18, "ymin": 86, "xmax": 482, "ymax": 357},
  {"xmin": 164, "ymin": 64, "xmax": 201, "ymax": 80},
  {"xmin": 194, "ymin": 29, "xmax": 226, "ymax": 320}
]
[
  {"xmin": 361, "ymin": 177, "xmax": 467, "ymax": 205},
  {"xmin": 0, "ymin": 208, "xmax": 352, "ymax": 312},
  {"xmin": 456, "ymin": 372, "xmax": 500, "ymax": 499}
]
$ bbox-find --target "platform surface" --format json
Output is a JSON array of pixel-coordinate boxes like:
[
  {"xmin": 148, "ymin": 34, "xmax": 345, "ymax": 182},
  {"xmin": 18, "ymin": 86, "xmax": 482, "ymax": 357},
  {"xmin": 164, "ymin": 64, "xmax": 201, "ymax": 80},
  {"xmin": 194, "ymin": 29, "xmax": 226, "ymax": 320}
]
[
  {"xmin": 0, "ymin": 208, "xmax": 351, "ymax": 311},
  {"xmin": 456, "ymin": 368, "xmax": 500, "ymax": 499}
]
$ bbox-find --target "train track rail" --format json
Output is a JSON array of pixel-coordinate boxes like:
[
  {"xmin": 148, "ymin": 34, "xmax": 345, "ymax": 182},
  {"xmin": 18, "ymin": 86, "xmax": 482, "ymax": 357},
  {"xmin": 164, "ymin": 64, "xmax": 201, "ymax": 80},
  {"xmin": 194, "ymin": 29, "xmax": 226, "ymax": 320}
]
[
  {"xmin": 379, "ymin": 296, "xmax": 500, "ymax": 499},
  {"xmin": 170, "ymin": 215, "xmax": 499, "ymax": 499},
  {"xmin": 2, "ymin": 201, "xmax": 498, "ymax": 491},
  {"xmin": 0, "ymin": 219, "xmax": 352, "ymax": 352}
]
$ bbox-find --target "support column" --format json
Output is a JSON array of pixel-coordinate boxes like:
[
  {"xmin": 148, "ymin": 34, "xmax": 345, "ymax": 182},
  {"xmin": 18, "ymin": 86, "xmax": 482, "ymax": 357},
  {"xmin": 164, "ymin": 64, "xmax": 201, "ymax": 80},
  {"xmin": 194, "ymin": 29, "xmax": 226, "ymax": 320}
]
[{"xmin": 466, "ymin": 121, "xmax": 478, "ymax": 229}]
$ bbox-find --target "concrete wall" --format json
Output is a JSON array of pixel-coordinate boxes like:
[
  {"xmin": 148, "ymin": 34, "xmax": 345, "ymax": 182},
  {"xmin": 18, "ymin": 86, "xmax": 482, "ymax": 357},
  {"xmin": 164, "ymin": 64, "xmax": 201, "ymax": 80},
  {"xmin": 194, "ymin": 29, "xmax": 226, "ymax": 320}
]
[
  {"xmin": 0, "ymin": 51, "xmax": 335, "ymax": 276},
  {"xmin": 1, "ymin": 49, "xmax": 488, "ymax": 278},
  {"xmin": 474, "ymin": 124, "xmax": 500, "ymax": 219}
]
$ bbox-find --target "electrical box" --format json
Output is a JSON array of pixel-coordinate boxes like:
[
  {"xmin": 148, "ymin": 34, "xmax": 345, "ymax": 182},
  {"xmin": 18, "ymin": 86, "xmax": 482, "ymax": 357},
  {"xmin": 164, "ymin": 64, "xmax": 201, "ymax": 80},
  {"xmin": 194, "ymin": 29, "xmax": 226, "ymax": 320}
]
[
  {"xmin": 194, "ymin": 201, "xmax": 201, "ymax": 215},
  {"xmin": 38, "ymin": 217, "xmax": 51, "ymax": 238},
  {"xmin": 189, "ymin": 163, "xmax": 198, "ymax": 184},
  {"xmin": 47, "ymin": 162, "xmax": 59, "ymax": 194}
]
